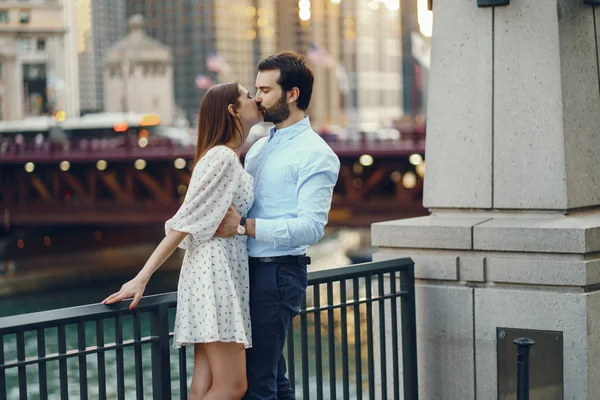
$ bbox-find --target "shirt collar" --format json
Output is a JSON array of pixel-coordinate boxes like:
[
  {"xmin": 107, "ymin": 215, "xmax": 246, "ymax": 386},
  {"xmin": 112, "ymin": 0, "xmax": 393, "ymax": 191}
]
[{"xmin": 268, "ymin": 116, "xmax": 311, "ymax": 144}]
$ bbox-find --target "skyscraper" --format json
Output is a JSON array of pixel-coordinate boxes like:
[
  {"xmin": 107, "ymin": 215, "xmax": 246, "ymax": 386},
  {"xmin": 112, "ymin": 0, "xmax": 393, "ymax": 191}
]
[
  {"xmin": 76, "ymin": 0, "xmax": 127, "ymax": 114},
  {"xmin": 276, "ymin": 0, "xmax": 403, "ymax": 131},
  {"xmin": 126, "ymin": 0, "xmax": 277, "ymax": 122},
  {"xmin": 344, "ymin": 0, "xmax": 403, "ymax": 128}
]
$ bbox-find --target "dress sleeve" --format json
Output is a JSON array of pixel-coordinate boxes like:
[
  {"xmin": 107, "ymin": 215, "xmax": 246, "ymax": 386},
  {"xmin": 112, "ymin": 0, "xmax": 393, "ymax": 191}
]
[{"xmin": 165, "ymin": 147, "xmax": 241, "ymax": 249}]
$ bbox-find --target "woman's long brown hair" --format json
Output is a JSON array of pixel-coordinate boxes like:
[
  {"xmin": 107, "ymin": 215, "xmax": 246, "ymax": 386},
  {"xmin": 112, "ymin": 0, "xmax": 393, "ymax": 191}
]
[{"xmin": 195, "ymin": 82, "xmax": 242, "ymax": 161}]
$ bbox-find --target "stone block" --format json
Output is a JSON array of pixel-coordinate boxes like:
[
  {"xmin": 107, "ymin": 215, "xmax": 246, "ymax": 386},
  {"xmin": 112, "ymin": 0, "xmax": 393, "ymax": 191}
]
[
  {"xmin": 493, "ymin": 0, "xmax": 567, "ymax": 209},
  {"xmin": 374, "ymin": 251, "xmax": 458, "ymax": 281},
  {"xmin": 415, "ymin": 284, "xmax": 475, "ymax": 400},
  {"xmin": 486, "ymin": 257, "xmax": 600, "ymax": 287},
  {"xmin": 586, "ymin": 291, "xmax": 600, "ymax": 399},
  {"xmin": 474, "ymin": 287, "xmax": 588, "ymax": 399},
  {"xmin": 597, "ymin": 5, "xmax": 600, "ymax": 81},
  {"xmin": 423, "ymin": 0, "xmax": 493, "ymax": 209},
  {"xmin": 459, "ymin": 256, "xmax": 486, "ymax": 282},
  {"xmin": 558, "ymin": 0, "xmax": 600, "ymax": 209},
  {"xmin": 473, "ymin": 213, "xmax": 600, "ymax": 253},
  {"xmin": 371, "ymin": 214, "xmax": 492, "ymax": 250}
]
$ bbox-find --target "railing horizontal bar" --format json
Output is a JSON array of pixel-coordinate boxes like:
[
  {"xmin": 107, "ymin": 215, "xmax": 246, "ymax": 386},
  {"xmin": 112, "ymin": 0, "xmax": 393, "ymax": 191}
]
[
  {"xmin": 300, "ymin": 291, "xmax": 407, "ymax": 315},
  {"xmin": 1, "ymin": 337, "xmax": 158, "ymax": 370},
  {"xmin": 306, "ymin": 258, "xmax": 413, "ymax": 285},
  {"xmin": 0, "ymin": 293, "xmax": 178, "ymax": 333}
]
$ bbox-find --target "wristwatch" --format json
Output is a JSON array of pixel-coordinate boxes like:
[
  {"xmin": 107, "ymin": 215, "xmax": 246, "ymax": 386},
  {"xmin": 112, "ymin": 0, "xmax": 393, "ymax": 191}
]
[{"xmin": 237, "ymin": 217, "xmax": 247, "ymax": 235}]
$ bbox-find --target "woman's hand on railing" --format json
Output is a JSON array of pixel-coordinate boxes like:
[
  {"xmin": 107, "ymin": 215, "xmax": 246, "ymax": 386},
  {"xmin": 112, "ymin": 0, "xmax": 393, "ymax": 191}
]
[{"xmin": 102, "ymin": 276, "xmax": 148, "ymax": 310}]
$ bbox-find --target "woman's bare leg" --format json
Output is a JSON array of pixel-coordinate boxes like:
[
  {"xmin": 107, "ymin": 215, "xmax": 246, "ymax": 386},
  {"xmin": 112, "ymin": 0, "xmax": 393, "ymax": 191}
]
[
  {"xmin": 188, "ymin": 344, "xmax": 212, "ymax": 399},
  {"xmin": 202, "ymin": 342, "xmax": 247, "ymax": 400}
]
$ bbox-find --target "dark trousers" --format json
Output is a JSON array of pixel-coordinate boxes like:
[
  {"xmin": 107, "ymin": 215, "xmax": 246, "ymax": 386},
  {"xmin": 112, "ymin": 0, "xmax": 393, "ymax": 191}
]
[{"xmin": 243, "ymin": 261, "xmax": 308, "ymax": 400}]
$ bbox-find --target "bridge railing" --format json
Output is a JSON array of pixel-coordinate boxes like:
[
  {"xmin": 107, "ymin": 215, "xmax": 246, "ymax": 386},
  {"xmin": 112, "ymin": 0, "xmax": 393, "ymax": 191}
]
[{"xmin": 0, "ymin": 258, "xmax": 418, "ymax": 400}]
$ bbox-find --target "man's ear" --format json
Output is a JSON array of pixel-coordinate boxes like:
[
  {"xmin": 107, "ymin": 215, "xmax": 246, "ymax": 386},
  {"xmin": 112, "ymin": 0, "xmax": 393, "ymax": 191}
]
[
  {"xmin": 287, "ymin": 87, "xmax": 300, "ymax": 104},
  {"xmin": 227, "ymin": 104, "xmax": 237, "ymax": 117}
]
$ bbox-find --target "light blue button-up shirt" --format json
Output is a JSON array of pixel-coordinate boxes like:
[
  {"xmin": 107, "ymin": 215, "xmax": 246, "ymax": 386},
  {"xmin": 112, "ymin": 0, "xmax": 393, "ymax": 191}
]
[{"xmin": 245, "ymin": 116, "xmax": 340, "ymax": 257}]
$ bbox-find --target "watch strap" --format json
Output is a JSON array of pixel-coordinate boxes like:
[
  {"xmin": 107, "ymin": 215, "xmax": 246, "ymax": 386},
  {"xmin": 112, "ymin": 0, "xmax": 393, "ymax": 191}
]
[{"xmin": 240, "ymin": 217, "xmax": 247, "ymax": 227}]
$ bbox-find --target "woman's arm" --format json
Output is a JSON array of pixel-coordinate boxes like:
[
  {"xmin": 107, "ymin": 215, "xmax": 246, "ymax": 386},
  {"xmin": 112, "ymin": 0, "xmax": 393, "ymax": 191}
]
[{"xmin": 102, "ymin": 229, "xmax": 188, "ymax": 309}]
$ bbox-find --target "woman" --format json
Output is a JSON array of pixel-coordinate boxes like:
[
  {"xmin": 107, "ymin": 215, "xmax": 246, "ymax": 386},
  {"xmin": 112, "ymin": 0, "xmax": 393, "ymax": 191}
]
[{"xmin": 103, "ymin": 82, "xmax": 263, "ymax": 400}]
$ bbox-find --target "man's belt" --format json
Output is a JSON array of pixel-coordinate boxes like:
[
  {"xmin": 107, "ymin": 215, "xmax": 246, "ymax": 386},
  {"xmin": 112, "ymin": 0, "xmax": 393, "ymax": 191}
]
[{"xmin": 249, "ymin": 255, "xmax": 311, "ymax": 265}]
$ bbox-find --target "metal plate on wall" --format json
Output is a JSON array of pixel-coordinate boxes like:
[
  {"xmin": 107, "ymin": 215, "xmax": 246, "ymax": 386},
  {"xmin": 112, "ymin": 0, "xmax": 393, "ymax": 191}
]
[
  {"xmin": 477, "ymin": 0, "xmax": 510, "ymax": 6},
  {"xmin": 497, "ymin": 328, "xmax": 563, "ymax": 400}
]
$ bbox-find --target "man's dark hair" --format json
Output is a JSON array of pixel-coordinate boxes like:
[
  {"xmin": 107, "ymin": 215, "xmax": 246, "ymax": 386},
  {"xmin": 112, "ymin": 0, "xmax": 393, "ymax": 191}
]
[{"xmin": 258, "ymin": 51, "xmax": 314, "ymax": 111}]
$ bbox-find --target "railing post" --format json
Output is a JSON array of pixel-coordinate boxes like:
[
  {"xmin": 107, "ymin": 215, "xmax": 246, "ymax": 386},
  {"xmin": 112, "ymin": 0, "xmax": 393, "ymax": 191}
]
[
  {"xmin": 513, "ymin": 337, "xmax": 535, "ymax": 400},
  {"xmin": 150, "ymin": 304, "xmax": 172, "ymax": 400},
  {"xmin": 400, "ymin": 263, "xmax": 419, "ymax": 399}
]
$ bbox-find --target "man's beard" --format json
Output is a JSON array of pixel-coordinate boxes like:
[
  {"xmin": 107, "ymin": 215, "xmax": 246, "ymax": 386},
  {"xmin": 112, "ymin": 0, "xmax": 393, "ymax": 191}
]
[{"xmin": 260, "ymin": 91, "xmax": 290, "ymax": 124}]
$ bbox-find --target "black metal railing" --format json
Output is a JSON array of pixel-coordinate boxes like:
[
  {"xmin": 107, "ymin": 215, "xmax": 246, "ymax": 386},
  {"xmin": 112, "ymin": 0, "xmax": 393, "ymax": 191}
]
[{"xmin": 0, "ymin": 258, "xmax": 418, "ymax": 399}]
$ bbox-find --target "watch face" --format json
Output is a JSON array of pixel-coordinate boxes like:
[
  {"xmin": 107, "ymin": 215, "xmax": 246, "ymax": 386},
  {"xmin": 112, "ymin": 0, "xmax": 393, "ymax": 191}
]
[{"xmin": 237, "ymin": 225, "xmax": 246, "ymax": 235}]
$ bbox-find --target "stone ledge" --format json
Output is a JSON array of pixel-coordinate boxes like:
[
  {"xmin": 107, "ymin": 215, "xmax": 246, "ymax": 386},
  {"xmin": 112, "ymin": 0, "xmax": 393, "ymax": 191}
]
[
  {"xmin": 486, "ymin": 258, "xmax": 600, "ymax": 287},
  {"xmin": 474, "ymin": 213, "xmax": 600, "ymax": 254},
  {"xmin": 374, "ymin": 251, "xmax": 458, "ymax": 281},
  {"xmin": 372, "ymin": 212, "xmax": 600, "ymax": 254},
  {"xmin": 374, "ymin": 248, "xmax": 600, "ymax": 287},
  {"xmin": 371, "ymin": 215, "xmax": 492, "ymax": 250}
]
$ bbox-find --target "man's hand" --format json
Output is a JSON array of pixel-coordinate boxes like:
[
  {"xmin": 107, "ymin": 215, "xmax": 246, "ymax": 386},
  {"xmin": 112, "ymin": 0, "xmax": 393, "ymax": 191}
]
[{"xmin": 215, "ymin": 206, "xmax": 241, "ymax": 237}]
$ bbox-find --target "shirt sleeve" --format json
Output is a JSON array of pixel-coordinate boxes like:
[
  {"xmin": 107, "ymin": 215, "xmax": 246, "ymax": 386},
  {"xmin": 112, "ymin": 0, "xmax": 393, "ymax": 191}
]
[
  {"xmin": 254, "ymin": 150, "xmax": 340, "ymax": 248},
  {"xmin": 165, "ymin": 147, "xmax": 241, "ymax": 249}
]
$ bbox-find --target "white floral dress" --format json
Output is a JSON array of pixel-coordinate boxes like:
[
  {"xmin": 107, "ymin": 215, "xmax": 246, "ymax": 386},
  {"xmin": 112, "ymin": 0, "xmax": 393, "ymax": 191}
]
[{"xmin": 165, "ymin": 146, "xmax": 254, "ymax": 348}]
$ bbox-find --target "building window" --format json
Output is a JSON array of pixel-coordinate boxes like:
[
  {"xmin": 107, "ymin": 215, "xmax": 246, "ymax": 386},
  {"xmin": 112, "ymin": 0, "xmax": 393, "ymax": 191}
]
[
  {"xmin": 36, "ymin": 38, "xmax": 45, "ymax": 51},
  {"xmin": 0, "ymin": 11, "xmax": 9, "ymax": 24},
  {"xmin": 20, "ymin": 9, "xmax": 30, "ymax": 24},
  {"xmin": 18, "ymin": 38, "xmax": 34, "ymax": 53}
]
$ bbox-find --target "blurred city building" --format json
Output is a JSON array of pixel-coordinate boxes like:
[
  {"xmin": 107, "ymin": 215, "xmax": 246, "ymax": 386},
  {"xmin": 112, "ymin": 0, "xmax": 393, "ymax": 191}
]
[
  {"xmin": 103, "ymin": 15, "xmax": 175, "ymax": 125},
  {"xmin": 75, "ymin": 0, "xmax": 127, "ymax": 114},
  {"xmin": 297, "ymin": 0, "xmax": 403, "ymax": 133},
  {"xmin": 0, "ymin": 0, "xmax": 79, "ymax": 120},
  {"xmin": 125, "ymin": 0, "xmax": 277, "ymax": 122}
]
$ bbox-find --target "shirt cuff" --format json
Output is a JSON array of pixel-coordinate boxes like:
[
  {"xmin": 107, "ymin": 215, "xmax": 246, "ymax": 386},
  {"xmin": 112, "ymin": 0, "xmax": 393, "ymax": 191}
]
[{"xmin": 254, "ymin": 218, "xmax": 275, "ymax": 244}]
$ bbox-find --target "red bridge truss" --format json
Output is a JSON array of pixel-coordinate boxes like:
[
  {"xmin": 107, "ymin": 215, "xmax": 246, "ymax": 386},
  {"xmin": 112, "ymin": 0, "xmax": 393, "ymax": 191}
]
[{"xmin": 0, "ymin": 139, "xmax": 427, "ymax": 228}]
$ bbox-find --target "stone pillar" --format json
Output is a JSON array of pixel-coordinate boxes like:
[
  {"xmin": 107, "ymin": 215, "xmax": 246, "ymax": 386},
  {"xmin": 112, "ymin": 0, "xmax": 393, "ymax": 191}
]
[{"xmin": 372, "ymin": 0, "xmax": 600, "ymax": 398}]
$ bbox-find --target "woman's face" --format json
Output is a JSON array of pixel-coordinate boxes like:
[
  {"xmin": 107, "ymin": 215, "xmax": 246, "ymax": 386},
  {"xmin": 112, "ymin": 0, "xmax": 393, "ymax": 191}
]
[{"xmin": 235, "ymin": 86, "xmax": 264, "ymax": 126}]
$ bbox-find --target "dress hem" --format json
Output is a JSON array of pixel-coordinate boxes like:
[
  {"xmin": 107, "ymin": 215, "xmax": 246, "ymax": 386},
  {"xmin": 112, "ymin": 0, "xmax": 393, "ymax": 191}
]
[{"xmin": 173, "ymin": 337, "xmax": 252, "ymax": 349}]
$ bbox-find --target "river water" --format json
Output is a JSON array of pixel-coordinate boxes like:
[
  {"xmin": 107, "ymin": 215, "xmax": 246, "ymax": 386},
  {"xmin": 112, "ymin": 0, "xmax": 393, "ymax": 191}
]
[{"xmin": 1, "ymin": 229, "xmax": 374, "ymax": 399}]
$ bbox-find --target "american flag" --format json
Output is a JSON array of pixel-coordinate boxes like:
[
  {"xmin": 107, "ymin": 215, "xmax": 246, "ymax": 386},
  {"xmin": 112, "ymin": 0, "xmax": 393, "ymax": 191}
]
[
  {"xmin": 195, "ymin": 75, "xmax": 215, "ymax": 90},
  {"xmin": 206, "ymin": 54, "xmax": 233, "ymax": 75},
  {"xmin": 307, "ymin": 43, "xmax": 335, "ymax": 68}
]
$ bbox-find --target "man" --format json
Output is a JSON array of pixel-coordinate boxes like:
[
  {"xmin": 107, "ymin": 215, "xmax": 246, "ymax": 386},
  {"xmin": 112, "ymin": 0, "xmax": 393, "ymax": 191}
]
[{"xmin": 215, "ymin": 52, "xmax": 340, "ymax": 399}]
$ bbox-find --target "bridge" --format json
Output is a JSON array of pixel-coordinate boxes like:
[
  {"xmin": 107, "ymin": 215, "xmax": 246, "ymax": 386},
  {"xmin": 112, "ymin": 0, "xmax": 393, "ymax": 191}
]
[{"xmin": 0, "ymin": 134, "xmax": 427, "ymax": 228}]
